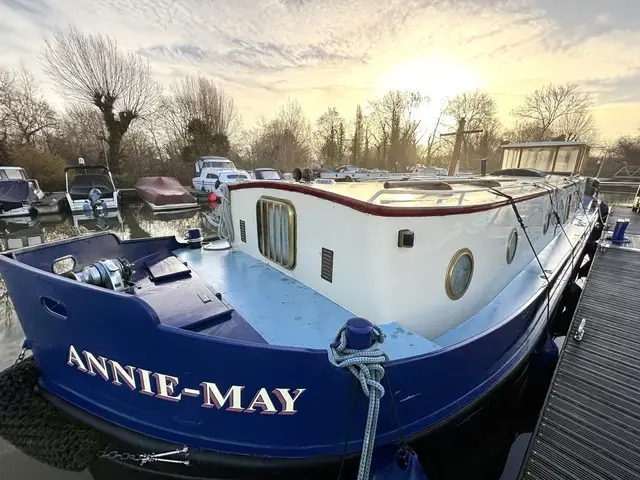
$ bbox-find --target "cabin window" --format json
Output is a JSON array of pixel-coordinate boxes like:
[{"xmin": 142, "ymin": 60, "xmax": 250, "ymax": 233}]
[
  {"xmin": 543, "ymin": 211, "xmax": 551, "ymax": 235},
  {"xmin": 554, "ymin": 147, "xmax": 580, "ymax": 174},
  {"xmin": 4, "ymin": 169, "xmax": 26, "ymax": 180},
  {"xmin": 502, "ymin": 149, "xmax": 519, "ymax": 169},
  {"xmin": 565, "ymin": 194, "xmax": 572, "ymax": 222},
  {"xmin": 206, "ymin": 173, "xmax": 218, "ymax": 179},
  {"xmin": 256, "ymin": 196, "xmax": 296, "ymax": 269},
  {"xmin": 506, "ymin": 228, "xmax": 518, "ymax": 264},
  {"xmin": 519, "ymin": 148, "xmax": 554, "ymax": 172},
  {"xmin": 445, "ymin": 248, "xmax": 474, "ymax": 300}
]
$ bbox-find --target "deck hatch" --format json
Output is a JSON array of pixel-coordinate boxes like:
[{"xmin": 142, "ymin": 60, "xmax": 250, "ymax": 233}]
[
  {"xmin": 321, "ymin": 248, "xmax": 333, "ymax": 283},
  {"xmin": 239, "ymin": 220, "xmax": 246, "ymax": 243},
  {"xmin": 256, "ymin": 196, "xmax": 296, "ymax": 269}
]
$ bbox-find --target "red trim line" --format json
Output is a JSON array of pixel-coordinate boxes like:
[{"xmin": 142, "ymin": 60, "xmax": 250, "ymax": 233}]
[{"xmin": 229, "ymin": 181, "xmax": 574, "ymax": 217}]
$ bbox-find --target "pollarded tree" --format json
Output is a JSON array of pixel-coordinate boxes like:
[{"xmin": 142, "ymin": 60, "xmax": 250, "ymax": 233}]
[{"xmin": 41, "ymin": 26, "xmax": 160, "ymax": 172}]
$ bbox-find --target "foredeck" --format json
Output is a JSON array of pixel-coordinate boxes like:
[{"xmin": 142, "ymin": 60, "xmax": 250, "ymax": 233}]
[
  {"xmin": 175, "ymin": 247, "xmax": 441, "ymax": 359},
  {"xmin": 519, "ymin": 207, "xmax": 640, "ymax": 480}
]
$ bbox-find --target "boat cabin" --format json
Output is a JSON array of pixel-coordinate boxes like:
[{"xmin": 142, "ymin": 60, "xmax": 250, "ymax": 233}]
[
  {"xmin": 194, "ymin": 156, "xmax": 236, "ymax": 178},
  {"xmin": 225, "ymin": 167, "xmax": 588, "ymax": 342},
  {"xmin": 499, "ymin": 141, "xmax": 590, "ymax": 175}
]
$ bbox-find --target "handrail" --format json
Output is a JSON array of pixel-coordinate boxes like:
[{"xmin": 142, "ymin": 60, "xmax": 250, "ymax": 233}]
[{"xmin": 366, "ymin": 182, "xmax": 536, "ymax": 205}]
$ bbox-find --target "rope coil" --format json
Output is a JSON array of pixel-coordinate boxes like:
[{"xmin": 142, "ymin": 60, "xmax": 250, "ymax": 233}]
[{"xmin": 331, "ymin": 324, "xmax": 389, "ymax": 480}]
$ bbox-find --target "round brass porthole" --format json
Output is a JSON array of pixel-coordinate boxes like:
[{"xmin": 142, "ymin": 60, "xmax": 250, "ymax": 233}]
[
  {"xmin": 506, "ymin": 228, "xmax": 518, "ymax": 264},
  {"xmin": 445, "ymin": 248, "xmax": 474, "ymax": 300}
]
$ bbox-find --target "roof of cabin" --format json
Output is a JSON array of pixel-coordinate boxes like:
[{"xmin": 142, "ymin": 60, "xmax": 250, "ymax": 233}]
[
  {"xmin": 501, "ymin": 141, "xmax": 589, "ymax": 149},
  {"xmin": 232, "ymin": 175, "xmax": 579, "ymax": 215}
]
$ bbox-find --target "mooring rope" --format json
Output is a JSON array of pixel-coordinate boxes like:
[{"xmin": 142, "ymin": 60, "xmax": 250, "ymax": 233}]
[{"xmin": 331, "ymin": 325, "xmax": 389, "ymax": 480}]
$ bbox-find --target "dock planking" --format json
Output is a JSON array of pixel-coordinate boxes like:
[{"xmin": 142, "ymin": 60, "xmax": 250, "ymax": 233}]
[{"xmin": 519, "ymin": 206, "xmax": 640, "ymax": 480}]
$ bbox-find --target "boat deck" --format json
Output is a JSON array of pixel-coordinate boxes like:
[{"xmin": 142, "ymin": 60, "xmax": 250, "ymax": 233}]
[
  {"xmin": 174, "ymin": 205, "xmax": 591, "ymax": 359},
  {"xmin": 519, "ymin": 207, "xmax": 640, "ymax": 480}
]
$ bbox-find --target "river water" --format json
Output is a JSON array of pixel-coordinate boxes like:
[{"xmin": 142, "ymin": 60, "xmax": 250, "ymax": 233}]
[{"xmin": 0, "ymin": 192, "xmax": 625, "ymax": 479}]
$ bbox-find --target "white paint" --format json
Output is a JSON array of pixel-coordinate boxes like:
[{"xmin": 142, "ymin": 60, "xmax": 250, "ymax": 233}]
[{"xmin": 230, "ymin": 176, "xmax": 586, "ymax": 339}]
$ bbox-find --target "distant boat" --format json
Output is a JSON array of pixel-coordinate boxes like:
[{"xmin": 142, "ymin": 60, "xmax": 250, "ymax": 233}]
[
  {"xmin": 0, "ymin": 166, "xmax": 45, "ymax": 218},
  {"xmin": 65, "ymin": 164, "xmax": 119, "ymax": 214},
  {"xmin": 250, "ymin": 168, "xmax": 284, "ymax": 180},
  {"xmin": 193, "ymin": 168, "xmax": 250, "ymax": 194},
  {"xmin": 135, "ymin": 176, "xmax": 198, "ymax": 212}
]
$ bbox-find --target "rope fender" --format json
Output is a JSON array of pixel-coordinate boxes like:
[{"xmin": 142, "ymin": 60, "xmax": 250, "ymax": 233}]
[
  {"xmin": 331, "ymin": 323, "xmax": 389, "ymax": 480},
  {"xmin": 0, "ymin": 356, "xmax": 105, "ymax": 471}
]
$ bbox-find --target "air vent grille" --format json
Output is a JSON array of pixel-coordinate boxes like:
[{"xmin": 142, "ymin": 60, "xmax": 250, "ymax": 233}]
[
  {"xmin": 321, "ymin": 248, "xmax": 333, "ymax": 283},
  {"xmin": 239, "ymin": 220, "xmax": 246, "ymax": 243}
]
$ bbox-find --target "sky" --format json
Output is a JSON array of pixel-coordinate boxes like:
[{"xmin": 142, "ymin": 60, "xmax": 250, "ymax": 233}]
[{"xmin": 1, "ymin": 0, "xmax": 640, "ymax": 141}]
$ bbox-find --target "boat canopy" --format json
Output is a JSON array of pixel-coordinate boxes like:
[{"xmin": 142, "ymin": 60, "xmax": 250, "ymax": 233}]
[
  {"xmin": 500, "ymin": 141, "xmax": 590, "ymax": 175},
  {"xmin": 66, "ymin": 165, "xmax": 116, "ymax": 200},
  {"xmin": 0, "ymin": 180, "xmax": 29, "ymax": 211}
]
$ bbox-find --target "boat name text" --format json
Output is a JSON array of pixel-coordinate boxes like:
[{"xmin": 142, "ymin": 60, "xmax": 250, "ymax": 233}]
[{"xmin": 66, "ymin": 345, "xmax": 304, "ymax": 415}]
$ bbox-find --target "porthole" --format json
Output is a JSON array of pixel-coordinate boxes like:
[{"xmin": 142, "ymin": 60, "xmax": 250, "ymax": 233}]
[
  {"xmin": 556, "ymin": 199, "xmax": 565, "ymax": 225},
  {"xmin": 445, "ymin": 248, "xmax": 474, "ymax": 300},
  {"xmin": 543, "ymin": 211, "xmax": 551, "ymax": 235},
  {"xmin": 506, "ymin": 228, "xmax": 518, "ymax": 264}
]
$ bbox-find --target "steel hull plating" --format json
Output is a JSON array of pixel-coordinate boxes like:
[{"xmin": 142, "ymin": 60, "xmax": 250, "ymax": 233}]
[{"xmin": 0, "ymin": 210, "xmax": 595, "ymax": 469}]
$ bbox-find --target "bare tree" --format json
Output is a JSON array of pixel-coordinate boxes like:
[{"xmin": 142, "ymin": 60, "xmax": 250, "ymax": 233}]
[
  {"xmin": 247, "ymin": 99, "xmax": 311, "ymax": 172},
  {"xmin": 315, "ymin": 107, "xmax": 346, "ymax": 167},
  {"xmin": 368, "ymin": 90, "xmax": 428, "ymax": 171},
  {"xmin": 511, "ymin": 83, "xmax": 593, "ymax": 140},
  {"xmin": 555, "ymin": 109, "xmax": 597, "ymax": 144},
  {"xmin": 445, "ymin": 90, "xmax": 502, "ymax": 171},
  {"xmin": 8, "ymin": 66, "xmax": 57, "ymax": 145},
  {"xmin": 41, "ymin": 26, "xmax": 160, "ymax": 172},
  {"xmin": 164, "ymin": 75, "xmax": 241, "ymax": 162}
]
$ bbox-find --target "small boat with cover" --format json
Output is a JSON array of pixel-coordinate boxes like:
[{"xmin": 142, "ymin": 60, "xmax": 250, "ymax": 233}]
[
  {"xmin": 135, "ymin": 176, "xmax": 198, "ymax": 212},
  {"xmin": 0, "ymin": 141, "xmax": 602, "ymax": 478}
]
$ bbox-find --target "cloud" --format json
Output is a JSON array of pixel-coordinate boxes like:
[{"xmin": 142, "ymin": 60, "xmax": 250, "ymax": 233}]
[{"xmin": 0, "ymin": 0, "xmax": 639, "ymax": 138}]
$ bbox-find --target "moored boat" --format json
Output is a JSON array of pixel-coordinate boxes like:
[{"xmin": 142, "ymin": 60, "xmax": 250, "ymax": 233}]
[
  {"xmin": 0, "ymin": 166, "xmax": 45, "ymax": 218},
  {"xmin": 135, "ymin": 176, "xmax": 198, "ymax": 212},
  {"xmin": 65, "ymin": 164, "xmax": 119, "ymax": 214},
  {"xmin": 0, "ymin": 141, "xmax": 601, "ymax": 478}
]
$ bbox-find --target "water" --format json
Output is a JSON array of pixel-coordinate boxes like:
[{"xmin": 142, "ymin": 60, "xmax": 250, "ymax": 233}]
[{"xmin": 0, "ymin": 200, "xmax": 546, "ymax": 480}]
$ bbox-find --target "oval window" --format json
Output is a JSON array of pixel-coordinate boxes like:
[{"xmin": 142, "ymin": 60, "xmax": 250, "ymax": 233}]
[
  {"xmin": 543, "ymin": 211, "xmax": 551, "ymax": 235},
  {"xmin": 445, "ymin": 248, "xmax": 474, "ymax": 300},
  {"xmin": 506, "ymin": 228, "xmax": 518, "ymax": 264},
  {"xmin": 556, "ymin": 199, "xmax": 565, "ymax": 225}
]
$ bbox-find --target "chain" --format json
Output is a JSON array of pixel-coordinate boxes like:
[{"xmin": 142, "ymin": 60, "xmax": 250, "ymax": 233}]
[{"xmin": 99, "ymin": 446, "xmax": 190, "ymax": 466}]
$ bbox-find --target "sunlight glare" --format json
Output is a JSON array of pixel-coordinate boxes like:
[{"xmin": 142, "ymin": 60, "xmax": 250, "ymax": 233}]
[{"xmin": 376, "ymin": 56, "xmax": 482, "ymax": 131}]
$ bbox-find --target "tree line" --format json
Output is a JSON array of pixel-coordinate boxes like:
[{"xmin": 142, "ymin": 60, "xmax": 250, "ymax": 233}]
[{"xmin": 0, "ymin": 26, "xmax": 635, "ymax": 190}]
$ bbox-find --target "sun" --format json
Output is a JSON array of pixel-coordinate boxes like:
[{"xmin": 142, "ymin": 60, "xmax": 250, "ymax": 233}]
[{"xmin": 376, "ymin": 56, "xmax": 482, "ymax": 129}]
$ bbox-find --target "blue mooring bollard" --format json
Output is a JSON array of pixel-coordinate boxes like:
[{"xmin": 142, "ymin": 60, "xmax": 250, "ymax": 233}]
[
  {"xmin": 611, "ymin": 218, "xmax": 630, "ymax": 244},
  {"xmin": 187, "ymin": 228, "xmax": 203, "ymax": 249},
  {"xmin": 345, "ymin": 317, "xmax": 375, "ymax": 350}
]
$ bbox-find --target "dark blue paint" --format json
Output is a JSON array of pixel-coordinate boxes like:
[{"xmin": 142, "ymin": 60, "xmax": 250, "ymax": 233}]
[
  {"xmin": 345, "ymin": 317, "xmax": 376, "ymax": 350},
  {"xmin": 0, "ymin": 231, "xmax": 583, "ymax": 459}
]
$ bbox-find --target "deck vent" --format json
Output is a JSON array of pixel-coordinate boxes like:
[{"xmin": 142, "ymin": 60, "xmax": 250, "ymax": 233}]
[
  {"xmin": 321, "ymin": 248, "xmax": 334, "ymax": 283},
  {"xmin": 239, "ymin": 220, "xmax": 246, "ymax": 243},
  {"xmin": 256, "ymin": 196, "xmax": 296, "ymax": 269}
]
